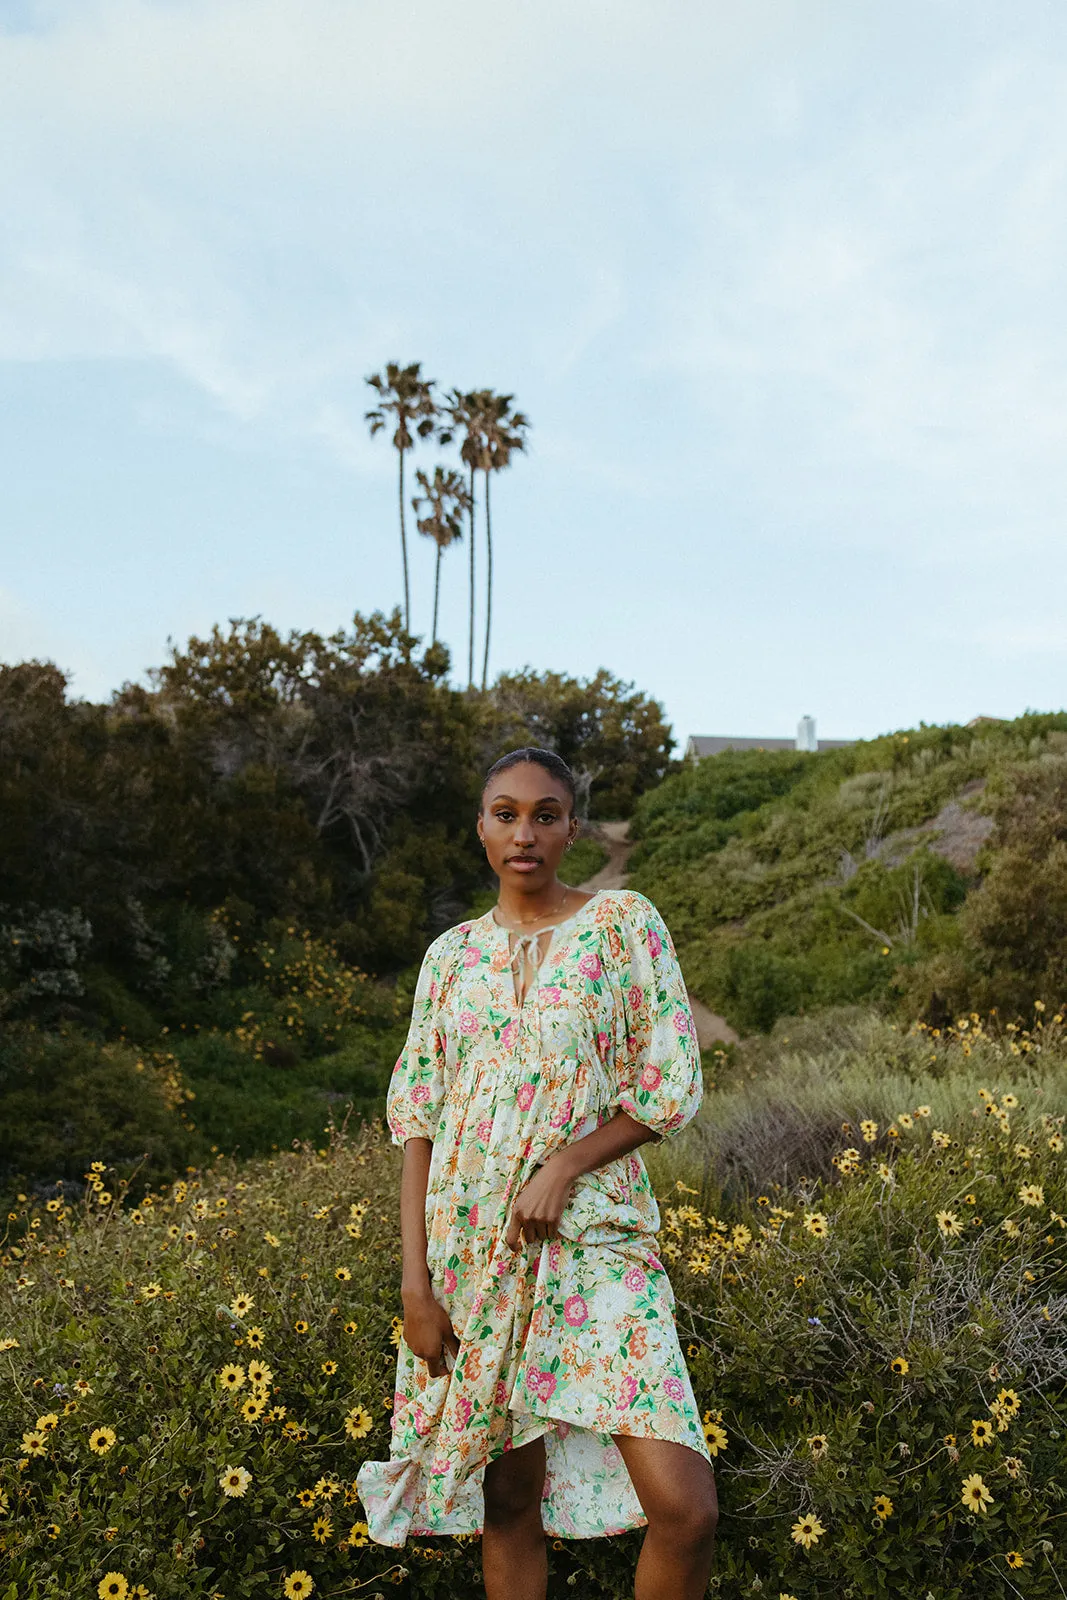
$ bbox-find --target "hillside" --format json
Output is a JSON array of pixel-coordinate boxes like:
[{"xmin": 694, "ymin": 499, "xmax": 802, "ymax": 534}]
[{"xmin": 629, "ymin": 713, "xmax": 1067, "ymax": 1033}]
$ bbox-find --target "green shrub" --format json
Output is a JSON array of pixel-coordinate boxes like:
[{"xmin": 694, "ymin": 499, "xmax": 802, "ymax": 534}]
[
  {"xmin": 559, "ymin": 837, "xmax": 609, "ymax": 886},
  {"xmin": 0, "ymin": 1026, "xmax": 202, "ymax": 1205}
]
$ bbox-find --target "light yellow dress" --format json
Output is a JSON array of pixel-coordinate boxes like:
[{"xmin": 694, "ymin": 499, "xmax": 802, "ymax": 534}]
[{"xmin": 356, "ymin": 888, "xmax": 710, "ymax": 1545}]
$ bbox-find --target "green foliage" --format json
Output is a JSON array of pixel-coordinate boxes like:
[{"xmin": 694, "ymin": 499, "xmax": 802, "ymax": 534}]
[
  {"xmin": 559, "ymin": 837, "xmax": 609, "ymax": 886},
  {"xmin": 0, "ymin": 1026, "xmax": 202, "ymax": 1201},
  {"xmin": 630, "ymin": 714, "xmax": 1067, "ymax": 1032},
  {"xmin": 2, "ymin": 1022, "xmax": 1065, "ymax": 1597},
  {"xmin": 489, "ymin": 667, "xmax": 674, "ymax": 818}
]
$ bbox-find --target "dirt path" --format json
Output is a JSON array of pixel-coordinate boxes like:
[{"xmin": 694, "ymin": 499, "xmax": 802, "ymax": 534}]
[{"xmin": 578, "ymin": 821, "xmax": 739, "ymax": 1047}]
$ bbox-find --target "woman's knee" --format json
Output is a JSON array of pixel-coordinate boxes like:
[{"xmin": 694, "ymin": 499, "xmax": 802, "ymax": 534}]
[
  {"xmin": 647, "ymin": 1479, "xmax": 718, "ymax": 1549},
  {"xmin": 482, "ymin": 1449, "xmax": 545, "ymax": 1526}
]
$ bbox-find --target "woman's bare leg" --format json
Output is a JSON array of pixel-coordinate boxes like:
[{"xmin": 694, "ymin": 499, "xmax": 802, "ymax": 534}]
[
  {"xmin": 482, "ymin": 1433, "xmax": 548, "ymax": 1600},
  {"xmin": 610, "ymin": 1434, "xmax": 718, "ymax": 1600}
]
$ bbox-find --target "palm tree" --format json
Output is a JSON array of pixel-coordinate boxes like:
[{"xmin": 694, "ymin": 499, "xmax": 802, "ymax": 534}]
[
  {"xmin": 412, "ymin": 466, "xmax": 470, "ymax": 646},
  {"xmin": 365, "ymin": 362, "xmax": 437, "ymax": 633},
  {"xmin": 478, "ymin": 392, "xmax": 529, "ymax": 690},
  {"xmin": 441, "ymin": 389, "xmax": 487, "ymax": 690}
]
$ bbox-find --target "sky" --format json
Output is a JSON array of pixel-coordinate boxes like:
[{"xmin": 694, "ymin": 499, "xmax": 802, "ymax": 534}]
[{"xmin": 3, "ymin": 0, "xmax": 1067, "ymax": 750}]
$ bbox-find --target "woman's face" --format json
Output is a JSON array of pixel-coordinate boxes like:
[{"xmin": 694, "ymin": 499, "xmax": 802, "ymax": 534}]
[{"xmin": 478, "ymin": 762, "xmax": 577, "ymax": 889}]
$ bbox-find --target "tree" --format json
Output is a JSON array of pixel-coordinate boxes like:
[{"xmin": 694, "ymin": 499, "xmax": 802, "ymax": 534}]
[
  {"xmin": 477, "ymin": 391, "xmax": 529, "ymax": 690},
  {"xmin": 441, "ymin": 388, "xmax": 487, "ymax": 690},
  {"xmin": 365, "ymin": 363, "xmax": 438, "ymax": 633},
  {"xmin": 489, "ymin": 667, "xmax": 674, "ymax": 818},
  {"xmin": 412, "ymin": 467, "xmax": 471, "ymax": 647}
]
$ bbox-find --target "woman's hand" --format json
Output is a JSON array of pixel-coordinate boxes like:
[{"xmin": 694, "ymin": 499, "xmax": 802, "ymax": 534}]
[
  {"xmin": 505, "ymin": 1153, "xmax": 578, "ymax": 1250},
  {"xmin": 402, "ymin": 1287, "xmax": 460, "ymax": 1379}
]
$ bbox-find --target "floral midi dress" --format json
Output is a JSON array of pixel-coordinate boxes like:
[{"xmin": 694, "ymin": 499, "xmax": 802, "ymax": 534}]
[{"xmin": 356, "ymin": 887, "xmax": 711, "ymax": 1546}]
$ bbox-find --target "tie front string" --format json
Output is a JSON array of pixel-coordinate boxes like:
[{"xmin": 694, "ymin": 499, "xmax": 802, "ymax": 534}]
[{"xmin": 506, "ymin": 923, "xmax": 562, "ymax": 1005}]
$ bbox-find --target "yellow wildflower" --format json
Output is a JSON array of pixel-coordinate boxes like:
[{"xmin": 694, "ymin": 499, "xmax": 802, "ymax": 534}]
[{"xmin": 961, "ymin": 1473, "xmax": 994, "ymax": 1513}]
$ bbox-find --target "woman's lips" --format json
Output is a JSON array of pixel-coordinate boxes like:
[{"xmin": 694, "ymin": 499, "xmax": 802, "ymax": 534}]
[{"xmin": 507, "ymin": 858, "xmax": 541, "ymax": 872}]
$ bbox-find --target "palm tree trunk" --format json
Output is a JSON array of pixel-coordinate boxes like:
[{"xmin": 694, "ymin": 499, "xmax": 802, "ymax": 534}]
[
  {"xmin": 432, "ymin": 542, "xmax": 442, "ymax": 645},
  {"xmin": 398, "ymin": 447, "xmax": 411, "ymax": 633},
  {"xmin": 481, "ymin": 468, "xmax": 493, "ymax": 690},
  {"xmin": 467, "ymin": 464, "xmax": 476, "ymax": 689}
]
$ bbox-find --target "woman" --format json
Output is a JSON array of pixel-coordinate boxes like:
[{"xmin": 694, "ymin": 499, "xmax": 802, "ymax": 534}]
[{"xmin": 356, "ymin": 747, "xmax": 718, "ymax": 1599}]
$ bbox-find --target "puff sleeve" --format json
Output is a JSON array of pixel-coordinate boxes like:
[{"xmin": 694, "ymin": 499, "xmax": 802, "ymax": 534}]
[
  {"xmin": 385, "ymin": 934, "xmax": 453, "ymax": 1147},
  {"xmin": 612, "ymin": 893, "xmax": 703, "ymax": 1141}
]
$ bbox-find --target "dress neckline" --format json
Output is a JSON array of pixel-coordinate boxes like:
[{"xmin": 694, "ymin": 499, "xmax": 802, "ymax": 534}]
[{"xmin": 484, "ymin": 886, "xmax": 606, "ymax": 939}]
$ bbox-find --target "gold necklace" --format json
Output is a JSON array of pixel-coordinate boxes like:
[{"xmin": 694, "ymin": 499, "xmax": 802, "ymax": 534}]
[{"xmin": 494, "ymin": 886, "xmax": 569, "ymax": 927}]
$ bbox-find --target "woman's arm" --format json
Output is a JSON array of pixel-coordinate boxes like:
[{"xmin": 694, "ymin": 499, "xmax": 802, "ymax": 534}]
[
  {"xmin": 399, "ymin": 1136, "xmax": 459, "ymax": 1378},
  {"xmin": 504, "ymin": 1110, "xmax": 658, "ymax": 1250}
]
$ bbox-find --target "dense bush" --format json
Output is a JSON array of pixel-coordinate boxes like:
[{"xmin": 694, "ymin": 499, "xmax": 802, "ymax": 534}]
[
  {"xmin": 630, "ymin": 715, "xmax": 1067, "ymax": 1032},
  {"xmin": 2, "ymin": 1020, "xmax": 1065, "ymax": 1598}
]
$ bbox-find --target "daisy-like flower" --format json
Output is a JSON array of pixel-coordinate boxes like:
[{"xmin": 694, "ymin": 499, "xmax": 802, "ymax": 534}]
[
  {"xmin": 1002, "ymin": 1219, "xmax": 1021, "ymax": 1238},
  {"xmin": 890, "ymin": 1357, "xmax": 910, "ymax": 1376},
  {"xmin": 97, "ymin": 1575, "xmax": 128, "ymax": 1600},
  {"xmin": 246, "ymin": 1326, "xmax": 266, "ymax": 1349},
  {"xmin": 876, "ymin": 1162, "xmax": 893, "ymax": 1181},
  {"xmin": 807, "ymin": 1434, "xmax": 829, "ymax": 1459},
  {"xmin": 141, "ymin": 1282, "xmax": 162, "ymax": 1300},
  {"xmin": 0, "ymin": 1488, "xmax": 9, "ymax": 1516},
  {"xmin": 1049, "ymin": 1133, "xmax": 1064, "ymax": 1152},
  {"xmin": 995, "ymin": 1387, "xmax": 1021, "ymax": 1418},
  {"xmin": 388, "ymin": 1316, "xmax": 403, "ymax": 1346},
  {"xmin": 88, "ymin": 1424, "xmax": 116, "ymax": 1454},
  {"xmin": 348, "ymin": 1520, "xmax": 370, "ymax": 1546},
  {"xmin": 1003, "ymin": 1456, "xmax": 1023, "ymax": 1479},
  {"xmin": 344, "ymin": 1405, "xmax": 373, "ymax": 1440},
  {"xmin": 247, "ymin": 1360, "xmax": 272, "ymax": 1387},
  {"xmin": 311, "ymin": 1514, "xmax": 332, "ymax": 1543},
  {"xmin": 703, "ymin": 1420, "xmax": 728, "ymax": 1455},
  {"xmin": 283, "ymin": 1572, "xmax": 314, "ymax": 1598},
  {"xmin": 264, "ymin": 1232, "xmax": 281, "ymax": 1248},
  {"xmin": 803, "ymin": 1212, "xmax": 829, "ymax": 1238},
  {"xmin": 229, "ymin": 1294, "xmax": 255, "ymax": 1318},
  {"xmin": 898, "ymin": 1113, "xmax": 914, "ymax": 1129},
  {"xmin": 294, "ymin": 1320, "xmax": 309, "ymax": 1335},
  {"xmin": 321, "ymin": 1360, "xmax": 338, "ymax": 1375},
  {"xmin": 1005, "ymin": 1551, "xmax": 1026, "ymax": 1569},
  {"xmin": 0, "ymin": 1337, "xmax": 20, "ymax": 1352},
  {"xmin": 314, "ymin": 1475, "xmax": 341, "ymax": 1499},
  {"xmin": 932, "ymin": 1129, "xmax": 951, "ymax": 1150},
  {"xmin": 217, "ymin": 1364, "xmax": 246, "ymax": 1392},
  {"xmin": 793, "ymin": 1274, "xmax": 806, "ymax": 1287},
  {"xmin": 73, "ymin": 1378, "xmax": 93, "ymax": 1394},
  {"xmin": 36, "ymin": 1412, "xmax": 59, "ymax": 1432},
  {"xmin": 44, "ymin": 1520, "xmax": 60, "ymax": 1538},
  {"xmin": 971, "ymin": 1419, "xmax": 995, "ymax": 1448},
  {"xmin": 297, "ymin": 1487, "xmax": 317, "ymax": 1508},
  {"xmin": 334, "ymin": 1267, "xmax": 351, "ymax": 1282},
  {"xmin": 790, "ymin": 1512, "xmax": 826, "ymax": 1548},
  {"xmin": 961, "ymin": 1473, "xmax": 994, "ymax": 1513},
  {"xmin": 21, "ymin": 1429, "xmax": 48, "ymax": 1456},
  {"xmin": 1001, "ymin": 1093, "xmax": 1020, "ymax": 1108},
  {"xmin": 936, "ymin": 1211, "xmax": 963, "ymax": 1238},
  {"xmin": 860, "ymin": 1119, "xmax": 878, "ymax": 1142},
  {"xmin": 873, "ymin": 1494, "xmax": 893, "ymax": 1519},
  {"xmin": 1019, "ymin": 1183, "xmax": 1044, "ymax": 1208},
  {"xmin": 219, "ymin": 1465, "xmax": 252, "ymax": 1497},
  {"xmin": 916, "ymin": 1105, "xmax": 931, "ymax": 1117},
  {"xmin": 241, "ymin": 1396, "xmax": 267, "ymax": 1423}
]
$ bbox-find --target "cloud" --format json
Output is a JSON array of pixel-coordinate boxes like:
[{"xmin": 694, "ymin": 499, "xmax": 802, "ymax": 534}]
[{"xmin": 650, "ymin": 40, "xmax": 1067, "ymax": 558}]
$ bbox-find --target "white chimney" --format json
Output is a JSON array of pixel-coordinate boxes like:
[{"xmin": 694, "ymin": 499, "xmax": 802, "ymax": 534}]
[{"xmin": 796, "ymin": 715, "xmax": 817, "ymax": 752}]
